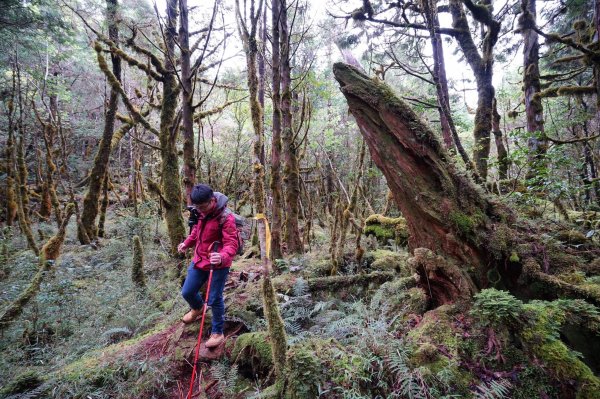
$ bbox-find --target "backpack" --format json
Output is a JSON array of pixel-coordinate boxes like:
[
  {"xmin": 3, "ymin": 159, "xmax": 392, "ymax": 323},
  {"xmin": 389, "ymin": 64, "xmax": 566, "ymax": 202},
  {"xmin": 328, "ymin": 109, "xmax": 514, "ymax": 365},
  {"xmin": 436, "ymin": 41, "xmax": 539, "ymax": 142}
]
[{"xmin": 219, "ymin": 208, "xmax": 250, "ymax": 256}]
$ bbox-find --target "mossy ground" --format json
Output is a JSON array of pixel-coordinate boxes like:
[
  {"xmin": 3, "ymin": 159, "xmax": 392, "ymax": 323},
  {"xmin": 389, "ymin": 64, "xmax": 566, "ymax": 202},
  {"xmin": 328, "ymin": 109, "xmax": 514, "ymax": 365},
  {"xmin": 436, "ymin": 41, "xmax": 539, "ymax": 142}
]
[{"xmin": 1, "ymin": 204, "xmax": 599, "ymax": 398}]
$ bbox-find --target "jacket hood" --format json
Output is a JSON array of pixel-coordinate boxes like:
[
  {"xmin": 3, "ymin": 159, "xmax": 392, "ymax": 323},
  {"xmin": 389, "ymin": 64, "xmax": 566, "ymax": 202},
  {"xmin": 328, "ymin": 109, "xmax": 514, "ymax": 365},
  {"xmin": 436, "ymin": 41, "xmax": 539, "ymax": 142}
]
[{"xmin": 213, "ymin": 192, "xmax": 229, "ymax": 213}]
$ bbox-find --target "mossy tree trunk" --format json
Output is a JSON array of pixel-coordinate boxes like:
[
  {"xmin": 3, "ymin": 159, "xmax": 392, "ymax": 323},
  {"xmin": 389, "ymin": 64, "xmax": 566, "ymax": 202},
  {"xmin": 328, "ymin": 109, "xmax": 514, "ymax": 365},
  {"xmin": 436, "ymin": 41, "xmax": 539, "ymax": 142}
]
[
  {"xmin": 159, "ymin": 0, "xmax": 186, "ymax": 255},
  {"xmin": 80, "ymin": 0, "xmax": 121, "ymax": 242},
  {"xmin": 10, "ymin": 64, "xmax": 38, "ymax": 255},
  {"xmin": 280, "ymin": 0, "xmax": 303, "ymax": 254},
  {"xmin": 5, "ymin": 83, "xmax": 18, "ymax": 227},
  {"xmin": 448, "ymin": 0, "xmax": 500, "ymax": 181},
  {"xmin": 270, "ymin": 0, "xmax": 283, "ymax": 260},
  {"xmin": 492, "ymin": 98, "xmax": 508, "ymax": 180},
  {"xmin": 131, "ymin": 235, "xmax": 146, "ymax": 289},
  {"xmin": 179, "ymin": 0, "xmax": 195, "ymax": 204},
  {"xmin": 333, "ymin": 63, "xmax": 600, "ymax": 308},
  {"xmin": 236, "ymin": 0, "xmax": 288, "ymax": 385},
  {"xmin": 97, "ymin": 172, "xmax": 109, "ymax": 237},
  {"xmin": 521, "ymin": 0, "xmax": 547, "ymax": 181}
]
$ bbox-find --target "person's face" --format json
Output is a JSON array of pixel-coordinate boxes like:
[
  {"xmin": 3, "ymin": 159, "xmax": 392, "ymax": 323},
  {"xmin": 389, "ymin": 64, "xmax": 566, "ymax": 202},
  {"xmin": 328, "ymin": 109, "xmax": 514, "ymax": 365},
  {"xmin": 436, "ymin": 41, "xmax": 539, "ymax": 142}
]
[{"xmin": 194, "ymin": 197, "xmax": 215, "ymax": 214}]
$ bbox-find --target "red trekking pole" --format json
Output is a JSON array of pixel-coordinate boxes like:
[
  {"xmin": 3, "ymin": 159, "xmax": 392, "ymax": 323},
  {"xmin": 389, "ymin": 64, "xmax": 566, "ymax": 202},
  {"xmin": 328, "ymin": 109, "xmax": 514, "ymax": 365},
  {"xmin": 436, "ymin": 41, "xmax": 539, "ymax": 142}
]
[{"xmin": 186, "ymin": 241, "xmax": 221, "ymax": 399}]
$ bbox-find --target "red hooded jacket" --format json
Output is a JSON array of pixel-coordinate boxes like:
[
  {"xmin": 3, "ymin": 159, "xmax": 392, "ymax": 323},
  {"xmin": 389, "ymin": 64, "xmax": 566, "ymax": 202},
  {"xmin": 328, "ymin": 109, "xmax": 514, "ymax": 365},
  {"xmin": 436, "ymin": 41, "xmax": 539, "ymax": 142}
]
[{"xmin": 182, "ymin": 192, "xmax": 238, "ymax": 270}]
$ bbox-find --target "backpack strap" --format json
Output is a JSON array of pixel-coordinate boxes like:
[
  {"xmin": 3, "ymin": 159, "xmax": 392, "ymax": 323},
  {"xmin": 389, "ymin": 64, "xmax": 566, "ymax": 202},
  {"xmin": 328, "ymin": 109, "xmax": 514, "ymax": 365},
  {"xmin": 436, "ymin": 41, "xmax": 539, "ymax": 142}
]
[{"xmin": 219, "ymin": 208, "xmax": 232, "ymax": 228}]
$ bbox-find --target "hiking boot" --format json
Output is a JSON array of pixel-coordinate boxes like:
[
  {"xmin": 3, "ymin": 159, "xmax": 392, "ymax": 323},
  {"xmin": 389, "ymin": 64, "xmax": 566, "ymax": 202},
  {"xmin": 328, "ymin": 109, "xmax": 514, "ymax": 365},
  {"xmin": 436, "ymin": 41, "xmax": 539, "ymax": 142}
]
[
  {"xmin": 205, "ymin": 333, "xmax": 224, "ymax": 348},
  {"xmin": 182, "ymin": 308, "xmax": 202, "ymax": 324}
]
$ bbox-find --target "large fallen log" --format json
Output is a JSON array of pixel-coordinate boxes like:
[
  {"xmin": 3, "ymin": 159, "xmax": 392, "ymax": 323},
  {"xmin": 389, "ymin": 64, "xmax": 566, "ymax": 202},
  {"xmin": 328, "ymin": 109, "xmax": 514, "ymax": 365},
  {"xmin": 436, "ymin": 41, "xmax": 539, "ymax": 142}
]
[{"xmin": 332, "ymin": 63, "xmax": 599, "ymax": 307}]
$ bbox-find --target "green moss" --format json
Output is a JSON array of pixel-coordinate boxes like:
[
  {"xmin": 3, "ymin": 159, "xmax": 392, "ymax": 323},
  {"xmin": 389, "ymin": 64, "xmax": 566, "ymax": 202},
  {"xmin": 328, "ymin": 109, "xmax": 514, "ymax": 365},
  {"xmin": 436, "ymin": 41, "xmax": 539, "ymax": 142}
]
[
  {"xmin": 406, "ymin": 305, "xmax": 461, "ymax": 358},
  {"xmin": 520, "ymin": 302, "xmax": 600, "ymax": 398},
  {"xmin": 366, "ymin": 249, "xmax": 409, "ymax": 273},
  {"xmin": 131, "ymin": 235, "xmax": 146, "ymax": 288},
  {"xmin": 232, "ymin": 331, "xmax": 273, "ymax": 375},
  {"xmin": 449, "ymin": 211, "xmax": 475, "ymax": 236},
  {"xmin": 510, "ymin": 251, "xmax": 520, "ymax": 262},
  {"xmin": 285, "ymin": 343, "xmax": 322, "ymax": 398},
  {"xmin": 363, "ymin": 214, "xmax": 408, "ymax": 246},
  {"xmin": 261, "ymin": 275, "xmax": 288, "ymax": 379},
  {"xmin": 555, "ymin": 229, "xmax": 588, "ymax": 245},
  {"xmin": 0, "ymin": 370, "xmax": 43, "ymax": 395}
]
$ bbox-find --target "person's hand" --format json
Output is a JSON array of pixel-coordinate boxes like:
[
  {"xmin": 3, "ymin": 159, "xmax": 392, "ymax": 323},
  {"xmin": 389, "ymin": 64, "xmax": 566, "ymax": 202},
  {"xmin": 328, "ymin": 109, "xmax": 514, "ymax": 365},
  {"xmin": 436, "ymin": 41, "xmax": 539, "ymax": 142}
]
[
  {"xmin": 209, "ymin": 252, "xmax": 222, "ymax": 265},
  {"xmin": 177, "ymin": 242, "xmax": 187, "ymax": 253}
]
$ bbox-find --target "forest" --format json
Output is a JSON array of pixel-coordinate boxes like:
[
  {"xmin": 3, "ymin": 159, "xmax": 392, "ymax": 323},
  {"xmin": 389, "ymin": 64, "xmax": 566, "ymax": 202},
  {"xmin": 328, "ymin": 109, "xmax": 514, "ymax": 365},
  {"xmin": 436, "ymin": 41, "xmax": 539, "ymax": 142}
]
[{"xmin": 1, "ymin": 0, "xmax": 600, "ymax": 397}]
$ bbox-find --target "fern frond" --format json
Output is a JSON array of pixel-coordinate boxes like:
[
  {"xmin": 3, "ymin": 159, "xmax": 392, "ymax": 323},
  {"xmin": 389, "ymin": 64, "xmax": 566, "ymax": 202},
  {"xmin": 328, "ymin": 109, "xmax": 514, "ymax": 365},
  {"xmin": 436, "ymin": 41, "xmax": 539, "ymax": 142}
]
[{"xmin": 474, "ymin": 378, "xmax": 512, "ymax": 399}]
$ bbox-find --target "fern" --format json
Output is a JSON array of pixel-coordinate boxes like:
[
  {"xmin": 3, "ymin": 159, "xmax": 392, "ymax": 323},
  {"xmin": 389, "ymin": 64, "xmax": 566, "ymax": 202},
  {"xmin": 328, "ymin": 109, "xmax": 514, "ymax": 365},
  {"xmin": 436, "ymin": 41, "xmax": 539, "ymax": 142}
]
[
  {"xmin": 474, "ymin": 379, "xmax": 512, "ymax": 399},
  {"xmin": 292, "ymin": 277, "xmax": 309, "ymax": 297},
  {"xmin": 210, "ymin": 360, "xmax": 239, "ymax": 398}
]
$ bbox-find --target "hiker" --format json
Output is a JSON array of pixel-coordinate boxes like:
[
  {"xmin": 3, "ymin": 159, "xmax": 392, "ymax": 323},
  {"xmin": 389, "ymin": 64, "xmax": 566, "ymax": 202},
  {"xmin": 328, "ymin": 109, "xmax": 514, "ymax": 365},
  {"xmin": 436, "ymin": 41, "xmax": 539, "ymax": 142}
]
[{"xmin": 177, "ymin": 183, "xmax": 239, "ymax": 348}]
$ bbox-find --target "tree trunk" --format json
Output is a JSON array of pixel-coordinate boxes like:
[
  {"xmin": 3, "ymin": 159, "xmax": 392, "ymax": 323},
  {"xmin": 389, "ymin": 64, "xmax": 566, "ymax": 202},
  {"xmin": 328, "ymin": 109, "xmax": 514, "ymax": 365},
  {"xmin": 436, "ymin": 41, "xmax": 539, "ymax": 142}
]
[
  {"xmin": 421, "ymin": 0, "xmax": 461, "ymax": 155},
  {"xmin": 332, "ymin": 139, "xmax": 366, "ymax": 275},
  {"xmin": 80, "ymin": 0, "xmax": 121, "ymax": 241},
  {"xmin": 160, "ymin": 0, "xmax": 186, "ymax": 254},
  {"xmin": 236, "ymin": 0, "xmax": 288, "ymax": 387},
  {"xmin": 492, "ymin": 98, "xmax": 508, "ymax": 180},
  {"xmin": 521, "ymin": 0, "xmax": 546, "ymax": 180},
  {"xmin": 270, "ymin": 0, "xmax": 283, "ymax": 260},
  {"xmin": 179, "ymin": 0, "xmax": 195, "ymax": 204},
  {"xmin": 448, "ymin": 0, "xmax": 500, "ymax": 181},
  {"xmin": 280, "ymin": 0, "xmax": 303, "ymax": 253},
  {"xmin": 333, "ymin": 63, "xmax": 600, "ymax": 308}
]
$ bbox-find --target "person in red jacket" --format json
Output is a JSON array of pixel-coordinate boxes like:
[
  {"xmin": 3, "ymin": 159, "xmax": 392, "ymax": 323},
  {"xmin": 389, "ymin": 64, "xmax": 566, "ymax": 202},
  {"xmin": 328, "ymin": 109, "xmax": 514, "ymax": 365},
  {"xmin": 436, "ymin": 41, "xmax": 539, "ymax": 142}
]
[{"xmin": 177, "ymin": 184, "xmax": 238, "ymax": 348}]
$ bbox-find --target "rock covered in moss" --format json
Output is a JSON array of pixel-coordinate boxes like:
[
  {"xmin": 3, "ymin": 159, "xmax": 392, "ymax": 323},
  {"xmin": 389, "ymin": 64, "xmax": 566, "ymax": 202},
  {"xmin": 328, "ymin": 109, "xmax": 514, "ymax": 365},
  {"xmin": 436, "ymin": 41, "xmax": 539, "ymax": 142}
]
[
  {"xmin": 363, "ymin": 214, "xmax": 409, "ymax": 246},
  {"xmin": 554, "ymin": 229, "xmax": 589, "ymax": 245},
  {"xmin": 364, "ymin": 249, "xmax": 409, "ymax": 273}
]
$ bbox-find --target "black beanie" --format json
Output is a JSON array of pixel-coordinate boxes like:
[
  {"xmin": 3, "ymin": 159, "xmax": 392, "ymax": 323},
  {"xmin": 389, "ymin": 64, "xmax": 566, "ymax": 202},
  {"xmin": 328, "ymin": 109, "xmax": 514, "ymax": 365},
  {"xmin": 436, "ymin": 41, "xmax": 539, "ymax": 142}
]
[{"xmin": 191, "ymin": 184, "xmax": 213, "ymax": 204}]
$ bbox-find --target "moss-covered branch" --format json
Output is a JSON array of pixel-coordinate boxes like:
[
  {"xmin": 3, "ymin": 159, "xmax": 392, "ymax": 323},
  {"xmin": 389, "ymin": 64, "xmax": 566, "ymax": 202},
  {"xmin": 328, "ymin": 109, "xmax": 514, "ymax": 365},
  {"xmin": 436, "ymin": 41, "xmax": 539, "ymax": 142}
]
[
  {"xmin": 94, "ymin": 42, "xmax": 160, "ymax": 137},
  {"xmin": 107, "ymin": 44, "xmax": 164, "ymax": 81}
]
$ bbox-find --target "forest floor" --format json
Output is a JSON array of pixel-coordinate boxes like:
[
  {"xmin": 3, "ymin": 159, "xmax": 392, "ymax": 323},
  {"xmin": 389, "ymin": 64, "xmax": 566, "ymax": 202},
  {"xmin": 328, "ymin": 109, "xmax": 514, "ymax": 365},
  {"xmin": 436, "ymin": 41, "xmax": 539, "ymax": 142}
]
[{"xmin": 1, "ymin": 201, "xmax": 600, "ymax": 398}]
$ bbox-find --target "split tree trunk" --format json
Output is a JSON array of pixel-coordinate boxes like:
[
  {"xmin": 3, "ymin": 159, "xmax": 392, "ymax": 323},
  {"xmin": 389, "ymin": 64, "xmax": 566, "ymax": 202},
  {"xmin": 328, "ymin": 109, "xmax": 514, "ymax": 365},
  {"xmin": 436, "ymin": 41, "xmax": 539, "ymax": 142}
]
[
  {"xmin": 448, "ymin": 0, "xmax": 500, "ymax": 181},
  {"xmin": 333, "ymin": 63, "xmax": 600, "ymax": 307}
]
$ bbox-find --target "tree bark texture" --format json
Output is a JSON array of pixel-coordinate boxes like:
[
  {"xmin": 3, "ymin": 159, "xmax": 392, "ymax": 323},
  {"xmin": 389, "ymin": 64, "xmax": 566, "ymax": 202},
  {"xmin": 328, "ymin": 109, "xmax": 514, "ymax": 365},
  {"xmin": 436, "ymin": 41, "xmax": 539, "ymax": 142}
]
[
  {"xmin": 179, "ymin": 0, "xmax": 195, "ymax": 204},
  {"xmin": 492, "ymin": 98, "xmax": 508, "ymax": 179},
  {"xmin": 159, "ymin": 0, "xmax": 186, "ymax": 254},
  {"xmin": 521, "ymin": 0, "xmax": 546, "ymax": 179},
  {"xmin": 270, "ymin": 0, "xmax": 283, "ymax": 260},
  {"xmin": 236, "ymin": 0, "xmax": 288, "ymax": 387},
  {"xmin": 333, "ymin": 63, "xmax": 600, "ymax": 308},
  {"xmin": 280, "ymin": 0, "xmax": 303, "ymax": 253},
  {"xmin": 80, "ymin": 0, "xmax": 121, "ymax": 241}
]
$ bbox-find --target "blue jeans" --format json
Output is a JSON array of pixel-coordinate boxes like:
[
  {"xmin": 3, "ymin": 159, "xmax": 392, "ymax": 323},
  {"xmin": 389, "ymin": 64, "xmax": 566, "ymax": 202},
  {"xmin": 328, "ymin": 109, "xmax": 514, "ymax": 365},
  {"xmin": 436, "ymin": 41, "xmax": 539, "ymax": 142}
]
[{"xmin": 181, "ymin": 263, "xmax": 229, "ymax": 334}]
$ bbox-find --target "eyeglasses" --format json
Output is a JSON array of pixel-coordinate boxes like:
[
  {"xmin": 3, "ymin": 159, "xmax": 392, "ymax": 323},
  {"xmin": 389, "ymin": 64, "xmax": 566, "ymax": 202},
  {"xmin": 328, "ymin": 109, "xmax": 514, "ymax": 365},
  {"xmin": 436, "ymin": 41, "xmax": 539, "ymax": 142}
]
[{"xmin": 194, "ymin": 199, "xmax": 213, "ymax": 212}]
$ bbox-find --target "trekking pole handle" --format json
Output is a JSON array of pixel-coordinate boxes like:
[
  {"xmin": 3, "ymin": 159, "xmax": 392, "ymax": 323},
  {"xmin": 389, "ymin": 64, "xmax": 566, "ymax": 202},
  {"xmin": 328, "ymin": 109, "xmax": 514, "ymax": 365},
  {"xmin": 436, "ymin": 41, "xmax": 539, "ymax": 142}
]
[{"xmin": 210, "ymin": 241, "xmax": 221, "ymax": 270}]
